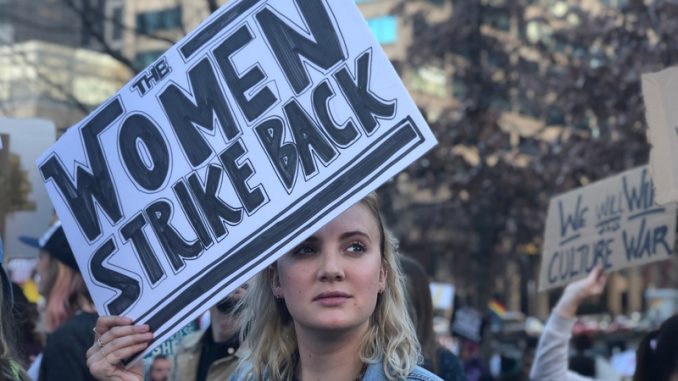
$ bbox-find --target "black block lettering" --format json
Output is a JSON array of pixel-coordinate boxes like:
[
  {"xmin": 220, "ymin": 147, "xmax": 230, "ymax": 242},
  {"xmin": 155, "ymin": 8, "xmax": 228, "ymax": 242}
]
[
  {"xmin": 312, "ymin": 81, "xmax": 359, "ymax": 147},
  {"xmin": 187, "ymin": 166, "xmax": 242, "ymax": 240},
  {"xmin": 159, "ymin": 59, "xmax": 240, "ymax": 167},
  {"xmin": 334, "ymin": 50, "xmax": 396, "ymax": 134},
  {"xmin": 256, "ymin": 0, "xmax": 345, "ymax": 94},
  {"xmin": 173, "ymin": 180, "xmax": 214, "ymax": 247},
  {"xmin": 90, "ymin": 238, "xmax": 141, "ymax": 315},
  {"xmin": 218, "ymin": 140, "xmax": 266, "ymax": 214},
  {"xmin": 120, "ymin": 214, "xmax": 164, "ymax": 286},
  {"xmin": 213, "ymin": 25, "xmax": 277, "ymax": 122},
  {"xmin": 146, "ymin": 200, "xmax": 202, "ymax": 272},
  {"xmin": 39, "ymin": 99, "xmax": 124, "ymax": 241},
  {"xmin": 254, "ymin": 118, "xmax": 298, "ymax": 191},
  {"xmin": 284, "ymin": 100, "xmax": 337, "ymax": 178},
  {"xmin": 119, "ymin": 114, "xmax": 170, "ymax": 192}
]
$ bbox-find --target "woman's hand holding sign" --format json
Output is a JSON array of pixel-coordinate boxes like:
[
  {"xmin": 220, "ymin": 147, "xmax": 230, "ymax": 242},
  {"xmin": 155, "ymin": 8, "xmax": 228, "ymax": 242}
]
[
  {"xmin": 86, "ymin": 316, "xmax": 151, "ymax": 381},
  {"xmin": 554, "ymin": 265, "xmax": 608, "ymax": 319},
  {"xmin": 529, "ymin": 266, "xmax": 608, "ymax": 381}
]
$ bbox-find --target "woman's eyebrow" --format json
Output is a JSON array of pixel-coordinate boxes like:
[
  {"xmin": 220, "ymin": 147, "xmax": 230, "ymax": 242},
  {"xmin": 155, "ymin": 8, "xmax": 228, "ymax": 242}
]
[
  {"xmin": 339, "ymin": 231, "xmax": 371, "ymax": 241},
  {"xmin": 300, "ymin": 236, "xmax": 320, "ymax": 243}
]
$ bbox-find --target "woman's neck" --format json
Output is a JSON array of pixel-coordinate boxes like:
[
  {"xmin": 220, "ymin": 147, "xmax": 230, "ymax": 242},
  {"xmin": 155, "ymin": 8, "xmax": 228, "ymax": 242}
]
[{"xmin": 294, "ymin": 323, "xmax": 368, "ymax": 381}]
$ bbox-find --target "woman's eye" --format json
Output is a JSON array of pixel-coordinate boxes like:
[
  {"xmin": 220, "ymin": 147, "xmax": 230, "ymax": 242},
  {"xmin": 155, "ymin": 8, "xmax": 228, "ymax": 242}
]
[
  {"xmin": 291, "ymin": 245, "xmax": 316, "ymax": 256},
  {"xmin": 347, "ymin": 242, "xmax": 366, "ymax": 253}
]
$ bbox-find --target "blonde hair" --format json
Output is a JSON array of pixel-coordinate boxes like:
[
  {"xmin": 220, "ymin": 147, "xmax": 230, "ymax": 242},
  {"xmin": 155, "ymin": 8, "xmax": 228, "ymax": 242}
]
[
  {"xmin": 0, "ymin": 275, "xmax": 30, "ymax": 381},
  {"xmin": 239, "ymin": 193, "xmax": 420, "ymax": 381},
  {"xmin": 40, "ymin": 260, "xmax": 91, "ymax": 333}
]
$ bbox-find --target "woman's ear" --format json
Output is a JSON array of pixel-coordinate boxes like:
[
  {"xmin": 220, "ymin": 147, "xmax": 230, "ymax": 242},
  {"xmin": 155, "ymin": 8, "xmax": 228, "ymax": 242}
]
[
  {"xmin": 268, "ymin": 265, "xmax": 282, "ymax": 298},
  {"xmin": 378, "ymin": 264, "xmax": 387, "ymax": 293}
]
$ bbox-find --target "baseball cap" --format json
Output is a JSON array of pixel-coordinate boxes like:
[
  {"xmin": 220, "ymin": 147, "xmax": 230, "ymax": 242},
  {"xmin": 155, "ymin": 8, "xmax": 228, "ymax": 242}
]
[{"xmin": 19, "ymin": 221, "xmax": 78, "ymax": 271}]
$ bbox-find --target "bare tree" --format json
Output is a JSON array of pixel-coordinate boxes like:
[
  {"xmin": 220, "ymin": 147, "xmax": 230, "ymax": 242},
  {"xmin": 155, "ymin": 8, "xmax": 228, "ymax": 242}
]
[{"xmin": 382, "ymin": 0, "xmax": 678, "ymax": 314}]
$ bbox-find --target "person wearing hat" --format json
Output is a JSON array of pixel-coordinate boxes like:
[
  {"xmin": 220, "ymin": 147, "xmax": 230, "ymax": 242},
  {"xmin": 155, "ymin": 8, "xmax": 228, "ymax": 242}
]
[
  {"xmin": 21, "ymin": 221, "xmax": 98, "ymax": 381},
  {"xmin": 0, "ymin": 237, "xmax": 30, "ymax": 381},
  {"xmin": 170, "ymin": 286, "xmax": 247, "ymax": 381}
]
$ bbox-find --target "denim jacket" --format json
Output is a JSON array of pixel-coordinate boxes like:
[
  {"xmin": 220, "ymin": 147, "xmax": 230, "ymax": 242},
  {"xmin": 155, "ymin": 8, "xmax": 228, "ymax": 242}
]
[
  {"xmin": 362, "ymin": 363, "xmax": 442, "ymax": 381},
  {"xmin": 230, "ymin": 361, "xmax": 442, "ymax": 381}
]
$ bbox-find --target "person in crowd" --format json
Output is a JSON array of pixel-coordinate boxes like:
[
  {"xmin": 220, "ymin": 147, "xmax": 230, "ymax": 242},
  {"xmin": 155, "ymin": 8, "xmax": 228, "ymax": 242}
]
[
  {"xmin": 529, "ymin": 266, "xmax": 606, "ymax": 381},
  {"xmin": 86, "ymin": 192, "xmax": 443, "ymax": 381},
  {"xmin": 458, "ymin": 340, "xmax": 487, "ymax": 381},
  {"xmin": 170, "ymin": 286, "xmax": 247, "ymax": 381},
  {"xmin": 0, "ymin": 236, "xmax": 42, "ymax": 368},
  {"xmin": 632, "ymin": 314, "xmax": 678, "ymax": 381},
  {"xmin": 400, "ymin": 255, "xmax": 467, "ymax": 381},
  {"xmin": 0, "ymin": 238, "xmax": 30, "ymax": 381},
  {"xmin": 148, "ymin": 355, "xmax": 172, "ymax": 381},
  {"xmin": 22, "ymin": 221, "xmax": 98, "ymax": 381},
  {"xmin": 519, "ymin": 337, "xmax": 538, "ymax": 381},
  {"xmin": 530, "ymin": 265, "xmax": 678, "ymax": 381},
  {"xmin": 568, "ymin": 334, "xmax": 596, "ymax": 377},
  {"xmin": 9, "ymin": 280, "xmax": 42, "ymax": 368}
]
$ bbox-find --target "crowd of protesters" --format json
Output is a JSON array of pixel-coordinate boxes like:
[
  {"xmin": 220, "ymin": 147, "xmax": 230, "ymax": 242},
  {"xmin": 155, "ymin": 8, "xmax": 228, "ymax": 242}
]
[{"xmin": 0, "ymin": 194, "xmax": 677, "ymax": 380}]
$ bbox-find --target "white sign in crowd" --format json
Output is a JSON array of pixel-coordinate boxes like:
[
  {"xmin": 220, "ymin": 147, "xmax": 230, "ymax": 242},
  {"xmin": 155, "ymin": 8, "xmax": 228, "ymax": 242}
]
[
  {"xmin": 643, "ymin": 66, "xmax": 678, "ymax": 205},
  {"xmin": 539, "ymin": 165, "xmax": 676, "ymax": 291},
  {"xmin": 37, "ymin": 0, "xmax": 437, "ymax": 358}
]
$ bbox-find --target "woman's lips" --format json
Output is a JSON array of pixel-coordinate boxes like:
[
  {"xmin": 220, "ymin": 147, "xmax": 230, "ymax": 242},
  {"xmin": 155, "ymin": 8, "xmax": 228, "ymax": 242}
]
[{"xmin": 314, "ymin": 291, "xmax": 351, "ymax": 306}]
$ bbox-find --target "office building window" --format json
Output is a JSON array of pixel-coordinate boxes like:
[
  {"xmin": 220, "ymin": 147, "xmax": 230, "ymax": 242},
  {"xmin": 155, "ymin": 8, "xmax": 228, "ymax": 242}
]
[
  {"xmin": 136, "ymin": 6, "xmax": 182, "ymax": 34},
  {"xmin": 367, "ymin": 16, "xmax": 397, "ymax": 45},
  {"xmin": 81, "ymin": 0, "xmax": 105, "ymax": 46},
  {"xmin": 134, "ymin": 50, "xmax": 164, "ymax": 71},
  {"xmin": 112, "ymin": 6, "xmax": 123, "ymax": 40}
]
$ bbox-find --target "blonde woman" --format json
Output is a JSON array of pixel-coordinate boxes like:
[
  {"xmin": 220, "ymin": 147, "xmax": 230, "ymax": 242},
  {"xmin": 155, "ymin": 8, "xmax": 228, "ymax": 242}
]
[{"xmin": 87, "ymin": 193, "xmax": 442, "ymax": 381}]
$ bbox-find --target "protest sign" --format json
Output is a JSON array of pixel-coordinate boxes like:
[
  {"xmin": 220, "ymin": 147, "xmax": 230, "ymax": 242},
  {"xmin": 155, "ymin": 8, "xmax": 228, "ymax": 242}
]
[
  {"xmin": 451, "ymin": 306, "xmax": 483, "ymax": 342},
  {"xmin": 0, "ymin": 119, "xmax": 56, "ymax": 259},
  {"xmin": 430, "ymin": 282, "xmax": 455, "ymax": 311},
  {"xmin": 643, "ymin": 66, "xmax": 678, "ymax": 205},
  {"xmin": 37, "ymin": 0, "xmax": 437, "ymax": 359},
  {"xmin": 539, "ymin": 165, "xmax": 676, "ymax": 291},
  {"xmin": 143, "ymin": 321, "xmax": 197, "ymax": 363}
]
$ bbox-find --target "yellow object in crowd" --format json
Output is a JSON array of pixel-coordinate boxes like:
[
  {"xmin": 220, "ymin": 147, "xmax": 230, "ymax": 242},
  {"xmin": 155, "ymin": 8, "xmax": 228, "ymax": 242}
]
[{"xmin": 21, "ymin": 279, "xmax": 40, "ymax": 303}]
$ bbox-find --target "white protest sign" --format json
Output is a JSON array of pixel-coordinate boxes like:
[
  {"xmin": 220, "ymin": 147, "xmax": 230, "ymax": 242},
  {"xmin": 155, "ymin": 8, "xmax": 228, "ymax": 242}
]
[
  {"xmin": 430, "ymin": 282, "xmax": 454, "ymax": 311},
  {"xmin": 643, "ymin": 66, "xmax": 678, "ymax": 205},
  {"xmin": 1, "ymin": 119, "xmax": 57, "ymax": 260},
  {"xmin": 451, "ymin": 306, "xmax": 483, "ymax": 342},
  {"xmin": 539, "ymin": 165, "xmax": 676, "ymax": 291},
  {"xmin": 37, "ymin": 0, "xmax": 437, "ymax": 359}
]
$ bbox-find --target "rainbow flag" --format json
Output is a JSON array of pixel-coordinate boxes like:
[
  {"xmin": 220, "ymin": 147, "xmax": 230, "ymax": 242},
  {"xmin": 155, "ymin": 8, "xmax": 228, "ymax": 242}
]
[{"xmin": 488, "ymin": 299, "xmax": 507, "ymax": 318}]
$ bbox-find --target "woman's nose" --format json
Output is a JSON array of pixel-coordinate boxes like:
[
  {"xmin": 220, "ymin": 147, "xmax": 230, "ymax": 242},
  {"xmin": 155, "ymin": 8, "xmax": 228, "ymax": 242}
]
[{"xmin": 317, "ymin": 250, "xmax": 344, "ymax": 281}]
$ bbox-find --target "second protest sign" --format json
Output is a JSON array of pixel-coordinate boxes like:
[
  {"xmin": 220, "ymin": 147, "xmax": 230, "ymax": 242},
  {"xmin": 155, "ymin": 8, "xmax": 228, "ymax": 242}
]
[{"xmin": 539, "ymin": 165, "xmax": 676, "ymax": 291}]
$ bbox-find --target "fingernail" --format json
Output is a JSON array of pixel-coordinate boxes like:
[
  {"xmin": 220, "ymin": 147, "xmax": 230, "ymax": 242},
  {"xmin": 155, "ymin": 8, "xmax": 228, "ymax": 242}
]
[
  {"xmin": 143, "ymin": 332, "xmax": 154, "ymax": 339},
  {"xmin": 135, "ymin": 325, "xmax": 150, "ymax": 333}
]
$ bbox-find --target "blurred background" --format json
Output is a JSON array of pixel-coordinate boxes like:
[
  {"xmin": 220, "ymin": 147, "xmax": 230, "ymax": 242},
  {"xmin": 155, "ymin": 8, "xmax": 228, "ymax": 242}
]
[{"xmin": 1, "ymin": 0, "xmax": 678, "ymax": 378}]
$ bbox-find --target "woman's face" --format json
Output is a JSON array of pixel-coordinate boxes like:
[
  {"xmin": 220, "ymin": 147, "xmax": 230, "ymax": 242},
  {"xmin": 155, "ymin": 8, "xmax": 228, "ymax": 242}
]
[
  {"xmin": 275, "ymin": 203, "xmax": 386, "ymax": 334},
  {"xmin": 36, "ymin": 250, "xmax": 57, "ymax": 296}
]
